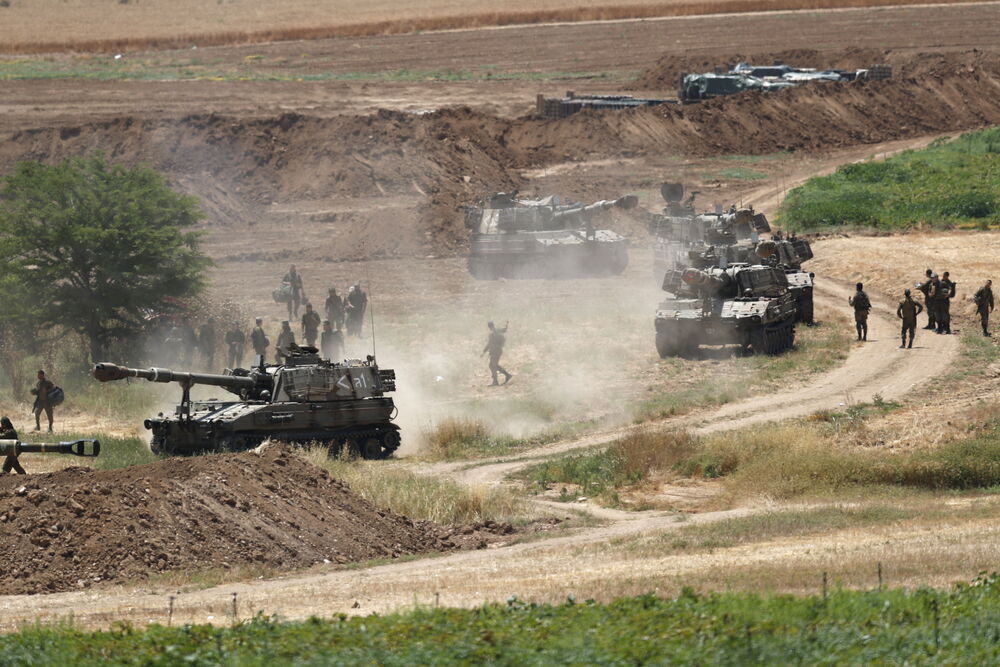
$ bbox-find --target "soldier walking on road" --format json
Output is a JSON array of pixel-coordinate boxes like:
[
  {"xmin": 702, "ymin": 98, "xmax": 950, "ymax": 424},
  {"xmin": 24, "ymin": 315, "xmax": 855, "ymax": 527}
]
[
  {"xmin": 917, "ymin": 269, "xmax": 937, "ymax": 330},
  {"xmin": 324, "ymin": 287, "xmax": 345, "ymax": 331},
  {"xmin": 198, "ymin": 318, "xmax": 217, "ymax": 371},
  {"xmin": 30, "ymin": 370, "xmax": 55, "ymax": 432},
  {"xmin": 896, "ymin": 288, "xmax": 923, "ymax": 349},
  {"xmin": 1, "ymin": 417, "xmax": 26, "ymax": 474},
  {"xmin": 975, "ymin": 279, "xmax": 994, "ymax": 337},
  {"xmin": 849, "ymin": 283, "xmax": 872, "ymax": 342},
  {"xmin": 250, "ymin": 317, "xmax": 270, "ymax": 362},
  {"xmin": 482, "ymin": 321, "xmax": 513, "ymax": 386},
  {"xmin": 301, "ymin": 302, "xmax": 321, "ymax": 347},
  {"xmin": 276, "ymin": 320, "xmax": 296, "ymax": 362},
  {"xmin": 224, "ymin": 323, "xmax": 246, "ymax": 369},
  {"xmin": 321, "ymin": 320, "xmax": 344, "ymax": 361},
  {"xmin": 282, "ymin": 265, "xmax": 305, "ymax": 320},
  {"xmin": 936, "ymin": 271, "xmax": 956, "ymax": 334}
]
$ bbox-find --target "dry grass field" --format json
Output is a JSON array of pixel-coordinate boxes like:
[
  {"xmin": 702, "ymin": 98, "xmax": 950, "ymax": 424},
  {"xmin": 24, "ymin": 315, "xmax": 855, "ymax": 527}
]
[{"xmin": 0, "ymin": 0, "xmax": 985, "ymax": 54}]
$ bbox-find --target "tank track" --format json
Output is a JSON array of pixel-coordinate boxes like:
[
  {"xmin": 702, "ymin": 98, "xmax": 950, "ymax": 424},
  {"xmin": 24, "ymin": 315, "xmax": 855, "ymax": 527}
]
[
  {"xmin": 748, "ymin": 320, "xmax": 796, "ymax": 355},
  {"xmin": 149, "ymin": 425, "xmax": 401, "ymax": 460}
]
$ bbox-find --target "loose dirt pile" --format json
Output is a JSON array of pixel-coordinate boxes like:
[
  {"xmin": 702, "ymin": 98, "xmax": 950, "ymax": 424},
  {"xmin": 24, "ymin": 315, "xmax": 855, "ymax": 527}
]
[
  {"xmin": 0, "ymin": 444, "xmax": 508, "ymax": 594},
  {"xmin": 2, "ymin": 50, "xmax": 999, "ymax": 256}
]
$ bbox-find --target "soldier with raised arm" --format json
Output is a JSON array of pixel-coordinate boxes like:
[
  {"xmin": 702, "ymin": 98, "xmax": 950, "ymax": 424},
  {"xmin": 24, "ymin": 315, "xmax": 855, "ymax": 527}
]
[{"xmin": 482, "ymin": 321, "xmax": 513, "ymax": 386}]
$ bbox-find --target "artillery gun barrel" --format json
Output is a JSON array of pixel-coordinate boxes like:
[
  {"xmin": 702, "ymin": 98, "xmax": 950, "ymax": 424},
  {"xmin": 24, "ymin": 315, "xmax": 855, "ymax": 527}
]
[
  {"xmin": 0, "ymin": 439, "xmax": 100, "ymax": 457},
  {"xmin": 681, "ymin": 268, "xmax": 727, "ymax": 293},
  {"xmin": 93, "ymin": 362, "xmax": 257, "ymax": 390}
]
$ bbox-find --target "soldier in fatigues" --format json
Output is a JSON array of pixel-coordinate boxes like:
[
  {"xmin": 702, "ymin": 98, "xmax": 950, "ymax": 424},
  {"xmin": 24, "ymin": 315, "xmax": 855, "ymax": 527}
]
[
  {"xmin": 276, "ymin": 321, "xmax": 296, "ymax": 362},
  {"xmin": 917, "ymin": 269, "xmax": 937, "ymax": 330},
  {"xmin": 482, "ymin": 321, "xmax": 513, "ymax": 386},
  {"xmin": 1, "ymin": 417, "xmax": 26, "ymax": 474},
  {"xmin": 975, "ymin": 279, "xmax": 994, "ymax": 337},
  {"xmin": 896, "ymin": 288, "xmax": 923, "ymax": 349},
  {"xmin": 30, "ymin": 370, "xmax": 55, "ymax": 432},
  {"xmin": 324, "ymin": 287, "xmax": 345, "ymax": 331},
  {"xmin": 936, "ymin": 272, "xmax": 955, "ymax": 334},
  {"xmin": 301, "ymin": 303, "xmax": 322, "ymax": 347},
  {"xmin": 321, "ymin": 320, "xmax": 344, "ymax": 361},
  {"xmin": 250, "ymin": 317, "xmax": 269, "ymax": 362},
  {"xmin": 282, "ymin": 265, "xmax": 305, "ymax": 320},
  {"xmin": 198, "ymin": 318, "xmax": 217, "ymax": 371},
  {"xmin": 848, "ymin": 283, "xmax": 872, "ymax": 341},
  {"xmin": 224, "ymin": 323, "xmax": 246, "ymax": 368}
]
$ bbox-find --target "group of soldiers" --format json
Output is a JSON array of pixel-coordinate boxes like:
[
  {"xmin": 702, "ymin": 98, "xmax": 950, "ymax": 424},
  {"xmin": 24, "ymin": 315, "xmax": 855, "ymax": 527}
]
[
  {"xmin": 279, "ymin": 266, "xmax": 369, "ymax": 339},
  {"xmin": 849, "ymin": 269, "xmax": 995, "ymax": 348}
]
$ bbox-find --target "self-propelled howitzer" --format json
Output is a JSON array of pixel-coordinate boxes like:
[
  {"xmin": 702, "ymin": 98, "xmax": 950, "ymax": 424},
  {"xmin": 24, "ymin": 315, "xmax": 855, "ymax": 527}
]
[{"xmin": 93, "ymin": 347, "xmax": 400, "ymax": 459}]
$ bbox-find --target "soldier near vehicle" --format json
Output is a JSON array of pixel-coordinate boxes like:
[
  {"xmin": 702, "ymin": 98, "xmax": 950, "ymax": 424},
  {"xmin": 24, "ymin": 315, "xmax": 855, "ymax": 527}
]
[
  {"xmin": 849, "ymin": 283, "xmax": 872, "ymax": 341},
  {"xmin": 321, "ymin": 320, "xmax": 345, "ymax": 361},
  {"xmin": 324, "ymin": 287, "xmax": 345, "ymax": 331},
  {"xmin": 896, "ymin": 288, "xmax": 923, "ymax": 349},
  {"xmin": 30, "ymin": 370, "xmax": 56, "ymax": 432},
  {"xmin": 178, "ymin": 317, "xmax": 198, "ymax": 365},
  {"xmin": 276, "ymin": 320, "xmax": 297, "ymax": 362},
  {"xmin": 482, "ymin": 321, "xmax": 513, "ymax": 386},
  {"xmin": 301, "ymin": 303, "xmax": 322, "ymax": 347},
  {"xmin": 975, "ymin": 279, "xmax": 995, "ymax": 337},
  {"xmin": 198, "ymin": 318, "xmax": 217, "ymax": 370},
  {"xmin": 345, "ymin": 283, "xmax": 368, "ymax": 339},
  {"xmin": 250, "ymin": 317, "xmax": 270, "ymax": 361},
  {"xmin": 936, "ymin": 271, "xmax": 956, "ymax": 335},
  {"xmin": 224, "ymin": 323, "xmax": 246, "ymax": 369},
  {"xmin": 1, "ymin": 417, "xmax": 25, "ymax": 474},
  {"xmin": 282, "ymin": 265, "xmax": 305, "ymax": 319},
  {"xmin": 917, "ymin": 269, "xmax": 938, "ymax": 330}
]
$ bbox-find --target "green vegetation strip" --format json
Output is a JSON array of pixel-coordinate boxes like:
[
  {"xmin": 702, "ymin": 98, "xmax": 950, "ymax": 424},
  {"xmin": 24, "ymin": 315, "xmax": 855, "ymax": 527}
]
[
  {"xmin": 5, "ymin": 579, "xmax": 1000, "ymax": 663},
  {"xmin": 779, "ymin": 128, "xmax": 1000, "ymax": 231}
]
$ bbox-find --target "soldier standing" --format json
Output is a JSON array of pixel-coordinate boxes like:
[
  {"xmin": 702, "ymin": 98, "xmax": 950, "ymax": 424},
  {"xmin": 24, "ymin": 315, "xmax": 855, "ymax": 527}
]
[
  {"xmin": 1, "ymin": 417, "xmax": 25, "ymax": 474},
  {"xmin": 482, "ymin": 321, "xmax": 513, "ymax": 386},
  {"xmin": 896, "ymin": 288, "xmax": 923, "ymax": 349},
  {"xmin": 31, "ymin": 370, "xmax": 55, "ymax": 432},
  {"xmin": 937, "ymin": 271, "xmax": 955, "ymax": 334},
  {"xmin": 324, "ymin": 287, "xmax": 345, "ymax": 331},
  {"xmin": 975, "ymin": 279, "xmax": 994, "ymax": 337},
  {"xmin": 250, "ymin": 317, "xmax": 270, "ymax": 362},
  {"xmin": 301, "ymin": 303, "xmax": 322, "ymax": 347},
  {"xmin": 224, "ymin": 323, "xmax": 246, "ymax": 368},
  {"xmin": 282, "ymin": 265, "xmax": 305, "ymax": 320},
  {"xmin": 917, "ymin": 269, "xmax": 937, "ymax": 330},
  {"xmin": 345, "ymin": 282, "xmax": 368, "ymax": 338},
  {"xmin": 198, "ymin": 318, "xmax": 217, "ymax": 370},
  {"xmin": 848, "ymin": 283, "xmax": 872, "ymax": 342},
  {"xmin": 179, "ymin": 317, "xmax": 198, "ymax": 365},
  {"xmin": 276, "ymin": 321, "xmax": 296, "ymax": 362},
  {"xmin": 321, "ymin": 320, "xmax": 345, "ymax": 361}
]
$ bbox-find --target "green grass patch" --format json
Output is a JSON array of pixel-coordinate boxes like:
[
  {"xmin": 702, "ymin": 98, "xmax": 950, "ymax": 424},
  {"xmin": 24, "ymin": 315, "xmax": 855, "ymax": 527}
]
[
  {"xmin": 7, "ymin": 577, "xmax": 1000, "ymax": 663},
  {"xmin": 779, "ymin": 129, "xmax": 1000, "ymax": 232},
  {"xmin": 707, "ymin": 167, "xmax": 769, "ymax": 181}
]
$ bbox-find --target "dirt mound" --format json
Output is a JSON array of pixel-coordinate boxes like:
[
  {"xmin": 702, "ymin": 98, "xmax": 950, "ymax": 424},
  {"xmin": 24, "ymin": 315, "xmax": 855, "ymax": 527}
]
[
  {"xmin": 2, "ymin": 50, "xmax": 1000, "ymax": 257},
  {"xmin": 0, "ymin": 444, "xmax": 508, "ymax": 594}
]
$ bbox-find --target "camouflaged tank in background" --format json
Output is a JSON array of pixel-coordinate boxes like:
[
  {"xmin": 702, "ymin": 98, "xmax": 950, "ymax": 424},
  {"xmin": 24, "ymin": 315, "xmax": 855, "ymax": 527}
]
[
  {"xmin": 465, "ymin": 192, "xmax": 638, "ymax": 279},
  {"xmin": 654, "ymin": 264, "xmax": 798, "ymax": 357},
  {"xmin": 93, "ymin": 347, "xmax": 400, "ymax": 459}
]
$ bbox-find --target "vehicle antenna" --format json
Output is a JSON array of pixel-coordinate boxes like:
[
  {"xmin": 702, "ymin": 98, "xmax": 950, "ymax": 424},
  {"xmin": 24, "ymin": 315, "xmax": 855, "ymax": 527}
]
[{"xmin": 363, "ymin": 242, "xmax": 376, "ymax": 361}]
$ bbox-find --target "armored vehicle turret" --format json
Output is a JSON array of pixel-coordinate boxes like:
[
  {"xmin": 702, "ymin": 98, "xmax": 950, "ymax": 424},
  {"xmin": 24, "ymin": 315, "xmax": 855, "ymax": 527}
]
[
  {"xmin": 93, "ymin": 346, "xmax": 400, "ymax": 459},
  {"xmin": 655, "ymin": 264, "xmax": 798, "ymax": 357},
  {"xmin": 465, "ymin": 192, "xmax": 637, "ymax": 279}
]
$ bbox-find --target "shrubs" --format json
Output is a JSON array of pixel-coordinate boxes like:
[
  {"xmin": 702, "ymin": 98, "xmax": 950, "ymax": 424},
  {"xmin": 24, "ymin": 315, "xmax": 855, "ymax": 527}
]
[{"xmin": 421, "ymin": 418, "xmax": 526, "ymax": 461}]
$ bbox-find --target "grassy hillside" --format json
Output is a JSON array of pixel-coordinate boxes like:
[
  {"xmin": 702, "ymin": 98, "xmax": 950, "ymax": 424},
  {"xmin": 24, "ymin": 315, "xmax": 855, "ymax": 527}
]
[{"xmin": 779, "ymin": 128, "xmax": 1000, "ymax": 232}]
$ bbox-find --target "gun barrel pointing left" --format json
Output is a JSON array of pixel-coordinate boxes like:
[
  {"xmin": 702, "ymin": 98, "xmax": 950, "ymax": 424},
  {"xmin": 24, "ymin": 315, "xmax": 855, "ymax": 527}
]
[{"xmin": 0, "ymin": 439, "xmax": 100, "ymax": 457}]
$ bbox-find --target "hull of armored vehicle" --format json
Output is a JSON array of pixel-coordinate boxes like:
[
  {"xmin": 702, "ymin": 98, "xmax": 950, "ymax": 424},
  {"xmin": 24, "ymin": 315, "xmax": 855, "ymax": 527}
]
[
  {"xmin": 147, "ymin": 397, "xmax": 400, "ymax": 458},
  {"xmin": 469, "ymin": 230, "xmax": 628, "ymax": 279}
]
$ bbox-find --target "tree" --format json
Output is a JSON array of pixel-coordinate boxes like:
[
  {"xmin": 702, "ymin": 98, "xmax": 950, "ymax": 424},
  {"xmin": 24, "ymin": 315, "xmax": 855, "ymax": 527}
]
[{"xmin": 0, "ymin": 154, "xmax": 210, "ymax": 362}]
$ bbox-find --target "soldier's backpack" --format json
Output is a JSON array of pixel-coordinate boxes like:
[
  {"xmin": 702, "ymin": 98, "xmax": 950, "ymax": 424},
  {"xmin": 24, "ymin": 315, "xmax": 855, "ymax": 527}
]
[
  {"xmin": 48, "ymin": 386, "xmax": 65, "ymax": 407},
  {"xmin": 272, "ymin": 284, "xmax": 292, "ymax": 303}
]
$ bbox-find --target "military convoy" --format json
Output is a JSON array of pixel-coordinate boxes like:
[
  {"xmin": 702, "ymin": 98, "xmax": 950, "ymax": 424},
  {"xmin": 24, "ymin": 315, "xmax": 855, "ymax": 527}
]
[
  {"xmin": 93, "ymin": 347, "xmax": 400, "ymax": 459},
  {"xmin": 651, "ymin": 183, "xmax": 816, "ymax": 356},
  {"xmin": 465, "ymin": 192, "xmax": 638, "ymax": 279}
]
